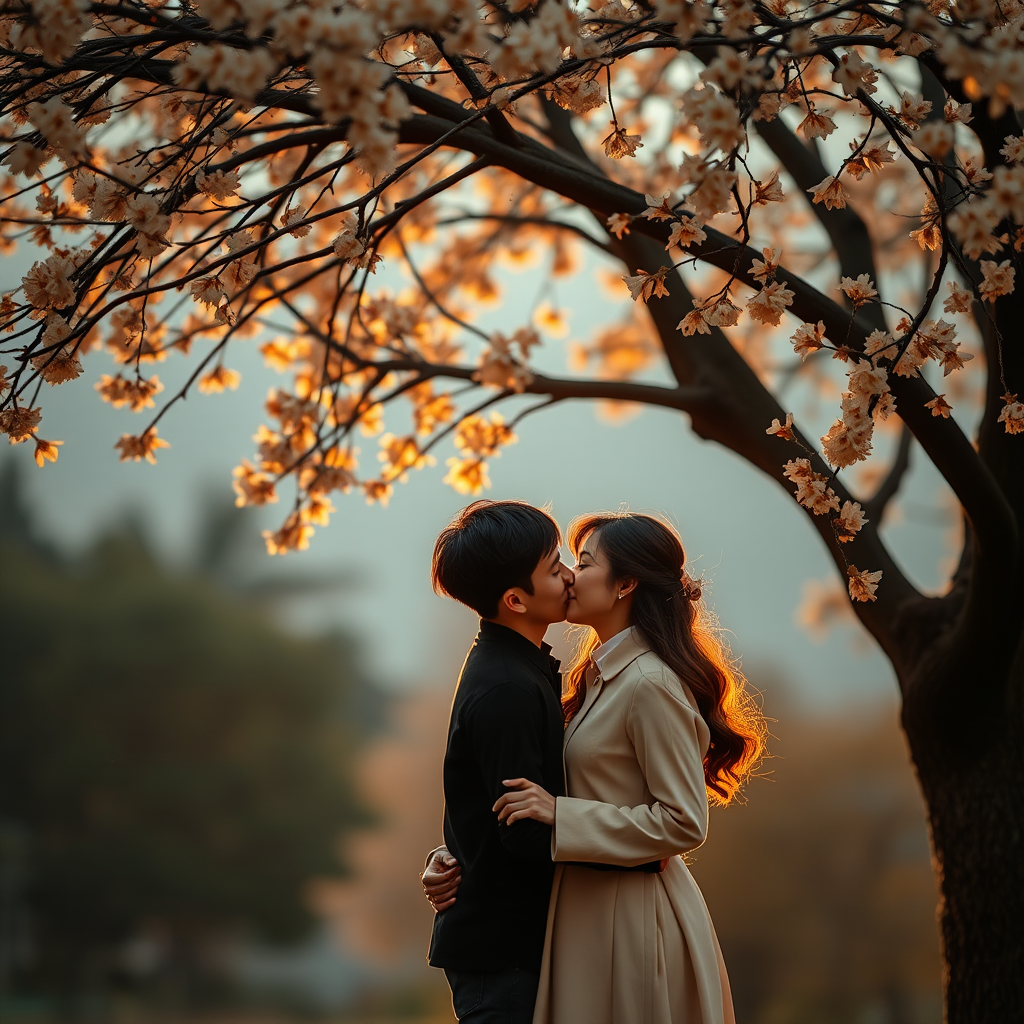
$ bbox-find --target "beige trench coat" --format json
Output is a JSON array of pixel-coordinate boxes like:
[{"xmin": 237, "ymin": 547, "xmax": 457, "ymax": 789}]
[{"xmin": 532, "ymin": 629, "xmax": 735, "ymax": 1024}]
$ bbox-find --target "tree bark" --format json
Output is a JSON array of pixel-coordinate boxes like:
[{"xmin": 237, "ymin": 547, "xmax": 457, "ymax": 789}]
[{"xmin": 901, "ymin": 625, "xmax": 1024, "ymax": 1022}]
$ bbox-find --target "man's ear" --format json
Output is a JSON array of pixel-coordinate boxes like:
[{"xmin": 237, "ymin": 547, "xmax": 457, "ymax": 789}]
[{"xmin": 500, "ymin": 587, "xmax": 528, "ymax": 615}]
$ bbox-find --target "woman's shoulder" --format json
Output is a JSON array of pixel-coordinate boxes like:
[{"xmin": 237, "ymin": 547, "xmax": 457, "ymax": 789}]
[{"xmin": 628, "ymin": 650, "xmax": 701, "ymax": 715}]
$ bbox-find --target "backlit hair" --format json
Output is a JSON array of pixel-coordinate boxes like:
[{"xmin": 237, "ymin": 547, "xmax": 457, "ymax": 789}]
[{"xmin": 563, "ymin": 511, "xmax": 765, "ymax": 804}]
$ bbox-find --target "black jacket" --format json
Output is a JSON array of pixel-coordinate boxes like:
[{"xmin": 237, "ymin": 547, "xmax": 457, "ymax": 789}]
[{"xmin": 428, "ymin": 620, "xmax": 566, "ymax": 972}]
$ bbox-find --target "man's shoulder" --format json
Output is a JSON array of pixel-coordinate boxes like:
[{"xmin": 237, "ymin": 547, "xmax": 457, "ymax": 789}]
[{"xmin": 456, "ymin": 646, "xmax": 546, "ymax": 713}]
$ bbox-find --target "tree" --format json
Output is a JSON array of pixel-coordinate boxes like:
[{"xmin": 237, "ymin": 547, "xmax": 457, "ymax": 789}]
[
  {"xmin": 0, "ymin": 1, "xmax": 1020, "ymax": 1017},
  {"xmin": 0, "ymin": 462, "xmax": 372, "ymax": 1008}
]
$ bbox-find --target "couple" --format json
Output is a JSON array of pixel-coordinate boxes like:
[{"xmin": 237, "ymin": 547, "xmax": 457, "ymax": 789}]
[{"xmin": 420, "ymin": 500, "xmax": 764, "ymax": 1024}]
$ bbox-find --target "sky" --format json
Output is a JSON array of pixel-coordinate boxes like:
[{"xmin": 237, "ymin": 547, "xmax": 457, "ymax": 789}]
[{"xmin": 0, "ymin": 208, "xmax": 964, "ymax": 714}]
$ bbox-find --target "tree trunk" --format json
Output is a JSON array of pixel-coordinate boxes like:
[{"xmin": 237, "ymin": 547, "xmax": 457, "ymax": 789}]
[{"xmin": 901, "ymin": 634, "xmax": 1024, "ymax": 1023}]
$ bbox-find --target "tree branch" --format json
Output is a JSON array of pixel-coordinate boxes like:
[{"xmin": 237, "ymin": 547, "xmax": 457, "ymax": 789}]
[{"xmin": 864, "ymin": 425, "xmax": 912, "ymax": 524}]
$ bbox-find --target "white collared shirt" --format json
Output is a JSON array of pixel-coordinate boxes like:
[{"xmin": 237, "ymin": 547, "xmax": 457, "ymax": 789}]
[{"xmin": 592, "ymin": 626, "xmax": 633, "ymax": 678}]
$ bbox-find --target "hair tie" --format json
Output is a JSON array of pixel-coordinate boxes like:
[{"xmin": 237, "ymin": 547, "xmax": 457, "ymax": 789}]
[{"xmin": 680, "ymin": 572, "xmax": 702, "ymax": 602}]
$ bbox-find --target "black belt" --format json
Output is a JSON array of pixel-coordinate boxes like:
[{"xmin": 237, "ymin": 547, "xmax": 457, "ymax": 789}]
[{"xmin": 565, "ymin": 858, "xmax": 669, "ymax": 873}]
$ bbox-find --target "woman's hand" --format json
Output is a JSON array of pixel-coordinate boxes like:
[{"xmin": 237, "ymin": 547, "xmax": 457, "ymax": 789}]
[
  {"xmin": 420, "ymin": 847, "xmax": 461, "ymax": 912},
  {"xmin": 493, "ymin": 778, "xmax": 556, "ymax": 826}
]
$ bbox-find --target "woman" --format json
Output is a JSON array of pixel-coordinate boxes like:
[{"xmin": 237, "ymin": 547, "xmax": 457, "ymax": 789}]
[{"xmin": 494, "ymin": 511, "xmax": 765, "ymax": 1024}]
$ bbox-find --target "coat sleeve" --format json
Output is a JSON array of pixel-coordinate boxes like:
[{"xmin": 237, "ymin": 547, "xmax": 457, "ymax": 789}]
[
  {"xmin": 552, "ymin": 670, "xmax": 709, "ymax": 865},
  {"xmin": 466, "ymin": 679, "xmax": 554, "ymax": 863}
]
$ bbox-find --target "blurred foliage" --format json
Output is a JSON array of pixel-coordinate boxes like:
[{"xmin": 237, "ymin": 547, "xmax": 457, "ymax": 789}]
[{"xmin": 0, "ymin": 461, "xmax": 378, "ymax": 1008}]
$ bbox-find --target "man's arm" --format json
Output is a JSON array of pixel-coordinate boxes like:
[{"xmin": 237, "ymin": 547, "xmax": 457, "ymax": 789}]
[{"xmin": 468, "ymin": 681, "xmax": 554, "ymax": 862}]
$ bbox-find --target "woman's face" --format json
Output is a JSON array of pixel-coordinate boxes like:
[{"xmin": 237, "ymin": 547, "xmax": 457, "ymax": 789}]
[{"xmin": 566, "ymin": 530, "xmax": 621, "ymax": 627}]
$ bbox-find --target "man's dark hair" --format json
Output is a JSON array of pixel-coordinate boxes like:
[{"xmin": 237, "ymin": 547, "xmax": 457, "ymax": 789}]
[{"xmin": 431, "ymin": 500, "xmax": 561, "ymax": 619}]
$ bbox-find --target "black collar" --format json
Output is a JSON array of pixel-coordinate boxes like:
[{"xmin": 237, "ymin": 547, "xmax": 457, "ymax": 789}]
[{"xmin": 477, "ymin": 619, "xmax": 561, "ymax": 678}]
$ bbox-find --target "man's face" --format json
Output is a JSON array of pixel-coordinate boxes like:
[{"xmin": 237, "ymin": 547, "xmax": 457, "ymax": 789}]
[{"xmin": 512, "ymin": 546, "xmax": 574, "ymax": 627}]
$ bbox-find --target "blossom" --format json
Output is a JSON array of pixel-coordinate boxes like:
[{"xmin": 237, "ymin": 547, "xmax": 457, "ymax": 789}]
[
  {"xmin": 846, "ymin": 142, "xmax": 897, "ymax": 180},
  {"xmin": 791, "ymin": 321, "xmax": 827, "ymax": 359},
  {"xmin": 766, "ymin": 413, "xmax": 795, "ymax": 440},
  {"xmin": 783, "ymin": 458, "xmax": 840, "ymax": 515},
  {"xmin": 196, "ymin": 168, "xmax": 241, "ymax": 200},
  {"xmin": 301, "ymin": 446, "xmax": 359, "ymax": 496},
  {"xmin": 807, "ymin": 176, "xmax": 849, "ymax": 210},
  {"xmin": 925, "ymin": 394, "xmax": 953, "ymax": 418},
  {"xmin": 474, "ymin": 333, "xmax": 534, "ymax": 392},
  {"xmin": 1000, "ymin": 135, "xmax": 1024, "ymax": 163},
  {"xmin": 839, "ymin": 274, "xmax": 878, "ymax": 307},
  {"xmin": 30, "ymin": 314, "xmax": 82, "ymax": 384},
  {"xmin": 281, "ymin": 204, "xmax": 311, "ymax": 237},
  {"xmin": 115, "ymin": 427, "xmax": 170, "ymax": 464},
  {"xmin": 677, "ymin": 305, "xmax": 711, "ymax": 336},
  {"xmin": 893, "ymin": 91, "xmax": 932, "ymax": 129},
  {"xmin": 666, "ymin": 219, "xmax": 707, "ymax": 249},
  {"xmin": 602, "ymin": 126, "xmax": 643, "ymax": 159},
  {"xmin": 332, "ymin": 210, "xmax": 366, "ymax": 261},
  {"xmin": 747, "ymin": 280, "xmax": 794, "ymax": 326},
  {"xmin": 533, "ymin": 302, "xmax": 569, "ymax": 337},
  {"xmin": 33, "ymin": 437, "xmax": 62, "ymax": 467},
  {"xmin": 606, "ymin": 213, "xmax": 631, "ymax": 239},
  {"xmin": 915, "ymin": 121, "xmax": 954, "ymax": 158},
  {"xmin": 821, "ymin": 417, "xmax": 872, "ymax": 468},
  {"xmin": 835, "ymin": 501, "xmax": 867, "ymax": 543},
  {"xmin": 378, "ymin": 433, "xmax": 434, "ymax": 482},
  {"xmin": 232, "ymin": 460, "xmax": 279, "ymax": 507},
  {"xmin": 704, "ymin": 293, "xmax": 742, "ymax": 327},
  {"xmin": 263, "ymin": 512, "xmax": 314, "ymax": 555},
  {"xmin": 3, "ymin": 142, "xmax": 48, "ymax": 177},
  {"xmin": 797, "ymin": 109, "xmax": 837, "ymax": 140},
  {"xmin": 623, "ymin": 266, "xmax": 671, "ymax": 302},
  {"xmin": 750, "ymin": 247, "xmax": 780, "ymax": 283},
  {"xmin": 0, "ymin": 405, "xmax": 42, "ymax": 443},
  {"xmin": 455, "ymin": 413, "xmax": 517, "ymax": 457},
  {"xmin": 190, "ymin": 276, "xmax": 225, "ymax": 309},
  {"xmin": 198, "ymin": 365, "xmax": 241, "ymax": 394},
  {"xmin": 25, "ymin": 97, "xmax": 87, "ymax": 159},
  {"xmin": 864, "ymin": 330, "xmax": 895, "ymax": 358},
  {"xmin": 173, "ymin": 42, "xmax": 278, "ymax": 103},
  {"xmin": 22, "ymin": 254, "xmax": 76, "ymax": 310},
  {"xmin": 978, "ymin": 260, "xmax": 1015, "ymax": 302},
  {"xmin": 847, "ymin": 565, "xmax": 883, "ymax": 602},
  {"xmin": 998, "ymin": 393, "xmax": 1024, "ymax": 434},
  {"xmin": 754, "ymin": 171, "xmax": 785, "ymax": 204},
  {"xmin": 680, "ymin": 87, "xmax": 746, "ymax": 152},
  {"xmin": 444, "ymin": 457, "xmax": 491, "ymax": 495},
  {"xmin": 943, "ymin": 281, "xmax": 972, "ymax": 314},
  {"xmin": 95, "ymin": 373, "xmax": 163, "ymax": 411},
  {"xmin": 642, "ymin": 193, "xmax": 675, "ymax": 221},
  {"xmin": 831, "ymin": 50, "xmax": 877, "ymax": 96},
  {"xmin": 362, "ymin": 480, "xmax": 393, "ymax": 506},
  {"xmin": 10, "ymin": 0, "xmax": 91, "ymax": 64}
]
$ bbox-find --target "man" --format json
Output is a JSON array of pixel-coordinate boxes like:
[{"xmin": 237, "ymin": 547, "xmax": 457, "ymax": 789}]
[{"xmin": 423, "ymin": 499, "xmax": 573, "ymax": 1024}]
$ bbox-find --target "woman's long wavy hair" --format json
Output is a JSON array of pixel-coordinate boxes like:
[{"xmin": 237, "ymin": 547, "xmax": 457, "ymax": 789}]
[{"xmin": 563, "ymin": 512, "xmax": 766, "ymax": 805}]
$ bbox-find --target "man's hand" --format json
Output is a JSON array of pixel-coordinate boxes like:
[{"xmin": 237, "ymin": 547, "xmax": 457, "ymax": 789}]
[
  {"xmin": 420, "ymin": 847, "xmax": 462, "ymax": 913},
  {"xmin": 493, "ymin": 778, "xmax": 556, "ymax": 825}
]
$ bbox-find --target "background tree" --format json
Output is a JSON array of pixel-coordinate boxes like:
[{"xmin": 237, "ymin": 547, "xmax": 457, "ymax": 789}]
[
  {"xmin": 0, "ymin": 462, "xmax": 374, "ymax": 1011},
  {"xmin": 0, "ymin": 1, "xmax": 1020, "ymax": 1018}
]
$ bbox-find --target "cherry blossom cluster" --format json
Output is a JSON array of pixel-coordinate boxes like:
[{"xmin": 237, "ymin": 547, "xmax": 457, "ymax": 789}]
[{"xmin": 0, "ymin": 0, "xmax": 1021, "ymax": 581}]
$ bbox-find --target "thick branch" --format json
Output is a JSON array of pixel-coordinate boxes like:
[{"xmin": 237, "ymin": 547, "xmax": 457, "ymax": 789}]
[{"xmin": 864, "ymin": 425, "xmax": 912, "ymax": 524}]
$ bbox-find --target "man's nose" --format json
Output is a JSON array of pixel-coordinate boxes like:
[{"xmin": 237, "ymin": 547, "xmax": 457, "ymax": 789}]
[{"xmin": 561, "ymin": 562, "xmax": 575, "ymax": 584}]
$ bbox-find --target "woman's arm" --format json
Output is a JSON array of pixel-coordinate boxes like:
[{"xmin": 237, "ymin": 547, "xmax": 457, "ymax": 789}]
[{"xmin": 552, "ymin": 673, "xmax": 709, "ymax": 865}]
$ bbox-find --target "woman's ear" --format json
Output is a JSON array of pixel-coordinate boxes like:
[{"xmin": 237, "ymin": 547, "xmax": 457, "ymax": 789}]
[{"xmin": 617, "ymin": 578, "xmax": 638, "ymax": 600}]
